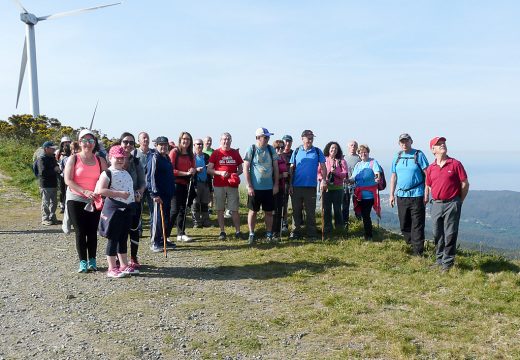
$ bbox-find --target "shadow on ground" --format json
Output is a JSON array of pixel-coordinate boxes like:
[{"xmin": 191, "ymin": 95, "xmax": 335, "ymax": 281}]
[{"xmin": 0, "ymin": 229, "xmax": 64, "ymax": 235}]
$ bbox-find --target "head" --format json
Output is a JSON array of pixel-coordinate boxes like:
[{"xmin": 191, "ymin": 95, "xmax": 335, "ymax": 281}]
[
  {"xmin": 178, "ymin": 132, "xmax": 193, "ymax": 156},
  {"xmin": 71, "ymin": 141, "xmax": 81, "ymax": 154},
  {"xmin": 59, "ymin": 136, "xmax": 71, "ymax": 151},
  {"xmin": 154, "ymin": 136, "xmax": 170, "ymax": 156},
  {"xmin": 273, "ymin": 139, "xmax": 285, "ymax": 155},
  {"xmin": 255, "ymin": 127, "xmax": 273, "ymax": 147},
  {"xmin": 220, "ymin": 132, "xmax": 232, "ymax": 150},
  {"xmin": 42, "ymin": 141, "xmax": 57, "ymax": 156},
  {"xmin": 193, "ymin": 138, "xmax": 204, "ymax": 154},
  {"xmin": 119, "ymin": 132, "xmax": 136, "ymax": 157},
  {"xmin": 398, "ymin": 133, "xmax": 413, "ymax": 152},
  {"xmin": 430, "ymin": 136, "xmax": 447, "ymax": 156},
  {"xmin": 357, "ymin": 144, "xmax": 370, "ymax": 161},
  {"xmin": 138, "ymin": 132, "xmax": 150, "ymax": 149},
  {"xmin": 108, "ymin": 145, "xmax": 126, "ymax": 169},
  {"xmin": 78, "ymin": 129, "xmax": 97, "ymax": 154},
  {"xmin": 324, "ymin": 141, "xmax": 343, "ymax": 160},
  {"xmin": 62, "ymin": 142, "xmax": 72, "ymax": 157},
  {"xmin": 282, "ymin": 135, "xmax": 293, "ymax": 152},
  {"xmin": 203, "ymin": 136, "xmax": 213, "ymax": 150},
  {"xmin": 301, "ymin": 130, "xmax": 315, "ymax": 149},
  {"xmin": 347, "ymin": 140, "xmax": 358, "ymax": 155}
]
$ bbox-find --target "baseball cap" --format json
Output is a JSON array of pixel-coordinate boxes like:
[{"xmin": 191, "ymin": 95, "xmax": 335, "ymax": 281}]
[
  {"xmin": 109, "ymin": 145, "xmax": 126, "ymax": 158},
  {"xmin": 255, "ymin": 127, "xmax": 274, "ymax": 137},
  {"xmin": 78, "ymin": 129, "xmax": 95, "ymax": 140},
  {"xmin": 301, "ymin": 130, "xmax": 315, "ymax": 138},
  {"xmin": 429, "ymin": 136, "xmax": 446, "ymax": 149},
  {"xmin": 399, "ymin": 133, "xmax": 412, "ymax": 141},
  {"xmin": 282, "ymin": 135, "xmax": 293, "ymax": 142},
  {"xmin": 42, "ymin": 141, "xmax": 56, "ymax": 149},
  {"xmin": 154, "ymin": 136, "xmax": 169, "ymax": 144}
]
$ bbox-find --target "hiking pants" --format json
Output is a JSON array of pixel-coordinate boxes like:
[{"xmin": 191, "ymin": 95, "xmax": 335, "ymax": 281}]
[
  {"xmin": 431, "ymin": 198, "xmax": 462, "ymax": 268},
  {"xmin": 397, "ymin": 196, "xmax": 425, "ymax": 255},
  {"xmin": 192, "ymin": 182, "xmax": 210, "ymax": 227},
  {"xmin": 291, "ymin": 186, "xmax": 317, "ymax": 237},
  {"xmin": 323, "ymin": 188, "xmax": 344, "ymax": 234},
  {"xmin": 360, "ymin": 199, "xmax": 374, "ymax": 239},
  {"xmin": 273, "ymin": 190, "xmax": 284, "ymax": 234},
  {"xmin": 150, "ymin": 198, "xmax": 171, "ymax": 248},
  {"xmin": 169, "ymin": 183, "xmax": 196, "ymax": 237},
  {"xmin": 40, "ymin": 187, "xmax": 58, "ymax": 222},
  {"xmin": 129, "ymin": 202, "xmax": 142, "ymax": 258},
  {"xmin": 68, "ymin": 200, "xmax": 100, "ymax": 261}
]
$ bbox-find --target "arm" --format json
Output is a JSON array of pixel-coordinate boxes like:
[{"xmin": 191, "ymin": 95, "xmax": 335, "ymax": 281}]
[
  {"xmin": 424, "ymin": 185, "xmax": 430, "ymax": 205},
  {"xmin": 319, "ymin": 162, "xmax": 328, "ymax": 192},
  {"xmin": 273, "ymin": 159, "xmax": 279, "ymax": 195},
  {"xmin": 244, "ymin": 160, "xmax": 254, "ymax": 196},
  {"xmin": 94, "ymin": 173, "xmax": 130, "ymax": 199},
  {"xmin": 460, "ymin": 179, "xmax": 469, "ymax": 202},
  {"xmin": 389, "ymin": 172, "xmax": 397, "ymax": 207}
]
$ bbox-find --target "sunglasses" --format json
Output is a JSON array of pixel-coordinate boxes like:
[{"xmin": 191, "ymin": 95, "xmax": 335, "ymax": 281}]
[
  {"xmin": 80, "ymin": 138, "xmax": 95, "ymax": 144},
  {"xmin": 276, "ymin": 146, "xmax": 284, "ymax": 150},
  {"xmin": 122, "ymin": 140, "xmax": 135, "ymax": 146}
]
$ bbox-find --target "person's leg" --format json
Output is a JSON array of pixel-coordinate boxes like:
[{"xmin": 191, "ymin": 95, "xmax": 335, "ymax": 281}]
[
  {"xmin": 342, "ymin": 186, "xmax": 350, "ymax": 223},
  {"xmin": 441, "ymin": 200, "xmax": 462, "ymax": 269},
  {"xmin": 410, "ymin": 196, "xmax": 426, "ymax": 255},
  {"xmin": 303, "ymin": 187, "xmax": 318, "ymax": 238},
  {"xmin": 85, "ymin": 209, "xmax": 101, "ymax": 261},
  {"xmin": 129, "ymin": 202, "xmax": 142, "ymax": 260},
  {"xmin": 430, "ymin": 202, "xmax": 445, "ymax": 265},
  {"xmin": 106, "ymin": 237, "xmax": 118, "ymax": 270},
  {"xmin": 272, "ymin": 191, "xmax": 283, "ymax": 234},
  {"xmin": 248, "ymin": 210, "xmax": 257, "ymax": 234},
  {"xmin": 48, "ymin": 187, "xmax": 58, "ymax": 222},
  {"xmin": 332, "ymin": 189, "xmax": 344, "ymax": 230},
  {"xmin": 175, "ymin": 184, "xmax": 189, "ymax": 236},
  {"xmin": 40, "ymin": 188, "xmax": 50, "ymax": 222},
  {"xmin": 397, "ymin": 197, "xmax": 412, "ymax": 245},
  {"xmin": 214, "ymin": 187, "xmax": 226, "ymax": 232},
  {"xmin": 68, "ymin": 200, "xmax": 88, "ymax": 261},
  {"xmin": 58, "ymin": 176, "xmax": 66, "ymax": 211},
  {"xmin": 227, "ymin": 187, "xmax": 241, "ymax": 233},
  {"xmin": 291, "ymin": 187, "xmax": 304, "ymax": 236},
  {"xmin": 322, "ymin": 190, "xmax": 333, "ymax": 234},
  {"xmin": 262, "ymin": 190, "xmax": 275, "ymax": 234},
  {"xmin": 360, "ymin": 199, "xmax": 374, "ymax": 239},
  {"xmin": 191, "ymin": 182, "xmax": 202, "ymax": 227}
]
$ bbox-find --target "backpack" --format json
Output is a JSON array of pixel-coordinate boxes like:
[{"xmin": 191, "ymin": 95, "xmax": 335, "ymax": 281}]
[
  {"xmin": 394, "ymin": 150, "xmax": 425, "ymax": 192},
  {"xmin": 94, "ymin": 169, "xmax": 112, "ymax": 211},
  {"xmin": 33, "ymin": 159, "xmax": 39, "ymax": 177},
  {"xmin": 369, "ymin": 160, "xmax": 386, "ymax": 191}
]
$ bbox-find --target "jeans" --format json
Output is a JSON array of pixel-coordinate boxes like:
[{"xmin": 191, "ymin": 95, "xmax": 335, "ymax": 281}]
[{"xmin": 323, "ymin": 188, "xmax": 344, "ymax": 233}]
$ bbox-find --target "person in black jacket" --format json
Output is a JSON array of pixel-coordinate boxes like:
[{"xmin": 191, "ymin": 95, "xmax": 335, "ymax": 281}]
[{"xmin": 37, "ymin": 141, "xmax": 61, "ymax": 225}]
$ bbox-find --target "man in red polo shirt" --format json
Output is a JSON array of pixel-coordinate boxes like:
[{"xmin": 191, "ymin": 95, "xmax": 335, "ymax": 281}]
[{"xmin": 424, "ymin": 136, "xmax": 469, "ymax": 271}]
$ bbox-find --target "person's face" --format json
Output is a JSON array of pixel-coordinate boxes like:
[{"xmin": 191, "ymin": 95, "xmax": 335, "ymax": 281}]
[
  {"xmin": 80, "ymin": 135, "xmax": 95, "ymax": 152},
  {"xmin": 220, "ymin": 135, "xmax": 232, "ymax": 150},
  {"xmin": 348, "ymin": 142, "xmax": 358, "ymax": 155},
  {"xmin": 111, "ymin": 155, "xmax": 125, "ymax": 169},
  {"xmin": 156, "ymin": 143, "xmax": 169, "ymax": 155},
  {"xmin": 256, "ymin": 135, "xmax": 269, "ymax": 147},
  {"xmin": 276, "ymin": 142, "xmax": 285, "ymax": 154},
  {"xmin": 329, "ymin": 144, "xmax": 338, "ymax": 158},
  {"xmin": 204, "ymin": 137, "xmax": 212, "ymax": 149},
  {"xmin": 284, "ymin": 140, "xmax": 292, "ymax": 152},
  {"xmin": 139, "ymin": 133, "xmax": 150, "ymax": 148},
  {"xmin": 432, "ymin": 140, "xmax": 447, "ymax": 155},
  {"xmin": 302, "ymin": 136, "xmax": 314, "ymax": 148},
  {"xmin": 194, "ymin": 140, "xmax": 203, "ymax": 154},
  {"xmin": 121, "ymin": 135, "xmax": 135, "ymax": 156},
  {"xmin": 44, "ymin": 147, "xmax": 55, "ymax": 155},
  {"xmin": 180, "ymin": 134, "xmax": 191, "ymax": 149},
  {"xmin": 399, "ymin": 138, "xmax": 412, "ymax": 152},
  {"xmin": 358, "ymin": 148, "xmax": 369, "ymax": 161}
]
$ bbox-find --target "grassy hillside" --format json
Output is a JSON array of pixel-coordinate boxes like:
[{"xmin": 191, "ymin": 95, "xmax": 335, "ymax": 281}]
[{"xmin": 0, "ymin": 138, "xmax": 40, "ymax": 197}]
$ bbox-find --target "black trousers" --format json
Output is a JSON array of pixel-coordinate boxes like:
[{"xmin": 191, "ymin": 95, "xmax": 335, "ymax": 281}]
[
  {"xmin": 396, "ymin": 196, "xmax": 425, "ymax": 255},
  {"xmin": 169, "ymin": 183, "xmax": 196, "ymax": 237},
  {"xmin": 360, "ymin": 199, "xmax": 374, "ymax": 239},
  {"xmin": 68, "ymin": 200, "xmax": 100, "ymax": 261}
]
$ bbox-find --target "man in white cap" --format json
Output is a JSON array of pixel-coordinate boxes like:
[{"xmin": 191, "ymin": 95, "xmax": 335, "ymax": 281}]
[
  {"xmin": 243, "ymin": 128, "xmax": 280, "ymax": 244},
  {"xmin": 424, "ymin": 136, "xmax": 469, "ymax": 271}
]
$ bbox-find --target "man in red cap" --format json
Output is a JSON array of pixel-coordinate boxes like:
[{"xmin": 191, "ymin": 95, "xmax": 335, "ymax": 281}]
[{"xmin": 424, "ymin": 136, "xmax": 469, "ymax": 271}]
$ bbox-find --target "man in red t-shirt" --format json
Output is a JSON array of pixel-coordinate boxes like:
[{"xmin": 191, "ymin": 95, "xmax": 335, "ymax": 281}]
[
  {"xmin": 207, "ymin": 132, "xmax": 244, "ymax": 240},
  {"xmin": 424, "ymin": 136, "xmax": 469, "ymax": 271}
]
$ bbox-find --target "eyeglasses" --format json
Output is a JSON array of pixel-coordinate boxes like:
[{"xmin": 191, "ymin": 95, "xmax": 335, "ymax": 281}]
[
  {"xmin": 276, "ymin": 146, "xmax": 284, "ymax": 150},
  {"xmin": 195, "ymin": 143, "xmax": 203, "ymax": 146},
  {"xmin": 181, "ymin": 137, "xmax": 191, "ymax": 141},
  {"xmin": 80, "ymin": 138, "xmax": 95, "ymax": 144},
  {"xmin": 122, "ymin": 140, "xmax": 135, "ymax": 146}
]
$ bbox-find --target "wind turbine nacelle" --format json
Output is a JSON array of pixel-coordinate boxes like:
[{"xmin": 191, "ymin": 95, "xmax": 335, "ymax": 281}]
[{"xmin": 20, "ymin": 13, "xmax": 38, "ymax": 25}]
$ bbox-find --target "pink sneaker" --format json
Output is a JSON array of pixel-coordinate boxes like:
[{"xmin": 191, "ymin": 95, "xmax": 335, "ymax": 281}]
[
  {"xmin": 107, "ymin": 268, "xmax": 127, "ymax": 278},
  {"xmin": 130, "ymin": 257, "xmax": 141, "ymax": 269},
  {"xmin": 121, "ymin": 264, "xmax": 139, "ymax": 275}
]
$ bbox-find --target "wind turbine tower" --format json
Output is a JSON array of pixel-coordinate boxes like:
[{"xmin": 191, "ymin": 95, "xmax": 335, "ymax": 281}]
[{"xmin": 13, "ymin": 0, "xmax": 121, "ymax": 117}]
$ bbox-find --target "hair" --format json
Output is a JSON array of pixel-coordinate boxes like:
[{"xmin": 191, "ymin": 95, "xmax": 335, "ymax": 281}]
[
  {"xmin": 119, "ymin": 132, "xmax": 135, "ymax": 143},
  {"xmin": 62, "ymin": 143, "xmax": 72, "ymax": 157},
  {"xmin": 178, "ymin": 131, "xmax": 194, "ymax": 157},
  {"xmin": 358, "ymin": 144, "xmax": 370, "ymax": 154},
  {"xmin": 221, "ymin": 132, "xmax": 232, "ymax": 141},
  {"xmin": 138, "ymin": 131, "xmax": 148, "ymax": 141},
  {"xmin": 71, "ymin": 141, "xmax": 81, "ymax": 154},
  {"xmin": 323, "ymin": 141, "xmax": 343, "ymax": 159},
  {"xmin": 272, "ymin": 139, "xmax": 285, "ymax": 149}
]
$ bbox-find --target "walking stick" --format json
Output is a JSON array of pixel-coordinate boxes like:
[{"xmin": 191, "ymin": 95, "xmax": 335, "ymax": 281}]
[
  {"xmin": 321, "ymin": 185, "xmax": 325, "ymax": 241},
  {"xmin": 159, "ymin": 203, "xmax": 167, "ymax": 258},
  {"xmin": 182, "ymin": 175, "xmax": 194, "ymax": 235}
]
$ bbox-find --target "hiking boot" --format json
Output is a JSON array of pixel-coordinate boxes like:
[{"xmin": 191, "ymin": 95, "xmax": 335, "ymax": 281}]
[
  {"xmin": 266, "ymin": 233, "xmax": 274, "ymax": 243},
  {"xmin": 234, "ymin": 231, "xmax": 244, "ymax": 240},
  {"xmin": 248, "ymin": 234, "xmax": 256, "ymax": 245},
  {"xmin": 77, "ymin": 260, "xmax": 88, "ymax": 273},
  {"xmin": 177, "ymin": 234, "xmax": 193, "ymax": 242},
  {"xmin": 107, "ymin": 268, "xmax": 127, "ymax": 278},
  {"xmin": 130, "ymin": 257, "xmax": 141, "ymax": 269},
  {"xmin": 87, "ymin": 258, "xmax": 97, "ymax": 271},
  {"xmin": 218, "ymin": 231, "xmax": 227, "ymax": 240},
  {"xmin": 150, "ymin": 244, "xmax": 162, "ymax": 253},
  {"xmin": 121, "ymin": 264, "xmax": 139, "ymax": 275},
  {"xmin": 165, "ymin": 239, "xmax": 177, "ymax": 248}
]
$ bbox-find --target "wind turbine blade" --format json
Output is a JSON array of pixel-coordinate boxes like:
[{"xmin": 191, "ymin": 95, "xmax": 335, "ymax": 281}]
[
  {"xmin": 89, "ymin": 101, "xmax": 99, "ymax": 130},
  {"xmin": 11, "ymin": 0, "xmax": 28, "ymax": 13},
  {"xmin": 16, "ymin": 38, "xmax": 28, "ymax": 109},
  {"xmin": 37, "ymin": 2, "xmax": 121, "ymax": 21}
]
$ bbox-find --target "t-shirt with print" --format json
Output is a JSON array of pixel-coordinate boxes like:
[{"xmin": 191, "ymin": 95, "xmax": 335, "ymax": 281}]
[
  {"xmin": 244, "ymin": 144, "xmax": 279, "ymax": 190},
  {"xmin": 209, "ymin": 148, "xmax": 243, "ymax": 187},
  {"xmin": 100, "ymin": 167, "xmax": 135, "ymax": 204}
]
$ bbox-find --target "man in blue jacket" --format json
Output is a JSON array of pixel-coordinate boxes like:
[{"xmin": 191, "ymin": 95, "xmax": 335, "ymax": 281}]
[
  {"xmin": 147, "ymin": 136, "xmax": 176, "ymax": 253},
  {"xmin": 37, "ymin": 141, "xmax": 61, "ymax": 225}
]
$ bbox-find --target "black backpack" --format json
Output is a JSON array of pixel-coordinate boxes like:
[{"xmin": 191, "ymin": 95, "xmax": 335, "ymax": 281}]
[
  {"xmin": 395, "ymin": 150, "xmax": 425, "ymax": 192},
  {"xmin": 369, "ymin": 160, "xmax": 386, "ymax": 191}
]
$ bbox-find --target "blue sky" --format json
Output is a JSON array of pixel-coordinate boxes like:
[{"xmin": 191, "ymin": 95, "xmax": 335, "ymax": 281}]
[{"xmin": 1, "ymin": 1, "xmax": 519, "ymax": 190}]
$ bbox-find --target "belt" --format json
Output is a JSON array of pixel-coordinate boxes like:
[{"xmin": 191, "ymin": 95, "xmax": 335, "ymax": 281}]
[{"xmin": 431, "ymin": 198, "xmax": 458, "ymax": 203}]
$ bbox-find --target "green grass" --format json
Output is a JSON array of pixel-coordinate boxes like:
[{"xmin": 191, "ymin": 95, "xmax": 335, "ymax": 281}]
[{"xmin": 0, "ymin": 138, "xmax": 40, "ymax": 198}]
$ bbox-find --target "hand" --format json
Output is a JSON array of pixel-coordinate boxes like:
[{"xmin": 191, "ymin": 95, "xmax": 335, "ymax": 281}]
[
  {"xmin": 282, "ymin": 172, "xmax": 288, "ymax": 178},
  {"xmin": 389, "ymin": 195, "xmax": 395, "ymax": 208},
  {"xmin": 320, "ymin": 182, "xmax": 328, "ymax": 192},
  {"xmin": 135, "ymin": 191, "xmax": 142, "ymax": 202},
  {"xmin": 119, "ymin": 191, "xmax": 130, "ymax": 200},
  {"xmin": 247, "ymin": 185, "xmax": 255, "ymax": 197},
  {"xmin": 273, "ymin": 184, "xmax": 279, "ymax": 195},
  {"xmin": 153, "ymin": 196, "xmax": 163, "ymax": 205},
  {"xmin": 423, "ymin": 196, "xmax": 429, "ymax": 205},
  {"xmin": 188, "ymin": 168, "xmax": 196, "ymax": 175},
  {"xmin": 221, "ymin": 171, "xmax": 230, "ymax": 178},
  {"xmin": 196, "ymin": 167, "xmax": 203, "ymax": 173},
  {"xmin": 83, "ymin": 189, "xmax": 96, "ymax": 200}
]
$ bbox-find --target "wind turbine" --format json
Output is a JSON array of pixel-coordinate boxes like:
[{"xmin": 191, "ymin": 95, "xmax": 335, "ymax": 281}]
[{"xmin": 13, "ymin": 0, "xmax": 121, "ymax": 117}]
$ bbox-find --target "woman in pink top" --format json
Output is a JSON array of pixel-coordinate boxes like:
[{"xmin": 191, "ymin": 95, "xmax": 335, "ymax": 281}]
[
  {"xmin": 64, "ymin": 129, "xmax": 107, "ymax": 273},
  {"xmin": 272, "ymin": 139, "xmax": 288, "ymax": 240},
  {"xmin": 318, "ymin": 141, "xmax": 347, "ymax": 236}
]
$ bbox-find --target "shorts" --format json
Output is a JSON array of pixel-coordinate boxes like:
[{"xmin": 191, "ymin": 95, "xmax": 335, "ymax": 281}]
[
  {"xmin": 247, "ymin": 189, "xmax": 274, "ymax": 212},
  {"xmin": 214, "ymin": 186, "xmax": 240, "ymax": 211}
]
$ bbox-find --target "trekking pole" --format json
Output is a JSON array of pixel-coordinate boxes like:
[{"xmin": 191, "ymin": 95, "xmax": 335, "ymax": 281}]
[
  {"xmin": 159, "ymin": 203, "xmax": 167, "ymax": 258},
  {"xmin": 280, "ymin": 187, "xmax": 285, "ymax": 241},
  {"xmin": 182, "ymin": 175, "xmax": 194, "ymax": 235},
  {"xmin": 321, "ymin": 184, "xmax": 325, "ymax": 241}
]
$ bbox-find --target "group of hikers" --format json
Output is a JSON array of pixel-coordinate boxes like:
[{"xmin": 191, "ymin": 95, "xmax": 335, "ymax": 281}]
[{"xmin": 34, "ymin": 128, "xmax": 469, "ymax": 278}]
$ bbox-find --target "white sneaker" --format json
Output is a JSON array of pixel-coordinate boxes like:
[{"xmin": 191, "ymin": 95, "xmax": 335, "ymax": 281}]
[{"xmin": 176, "ymin": 234, "xmax": 193, "ymax": 242}]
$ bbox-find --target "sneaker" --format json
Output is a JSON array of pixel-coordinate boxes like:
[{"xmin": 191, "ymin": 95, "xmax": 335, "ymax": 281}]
[
  {"xmin": 87, "ymin": 258, "xmax": 97, "ymax": 271},
  {"xmin": 165, "ymin": 239, "xmax": 177, "ymax": 248},
  {"xmin": 266, "ymin": 232, "xmax": 274, "ymax": 243},
  {"xmin": 51, "ymin": 219, "xmax": 62, "ymax": 225},
  {"xmin": 42, "ymin": 220, "xmax": 53, "ymax": 226},
  {"xmin": 218, "ymin": 231, "xmax": 227, "ymax": 240},
  {"xmin": 177, "ymin": 234, "xmax": 194, "ymax": 242},
  {"xmin": 107, "ymin": 268, "xmax": 127, "ymax": 278},
  {"xmin": 77, "ymin": 260, "xmax": 88, "ymax": 273},
  {"xmin": 130, "ymin": 257, "xmax": 141, "ymax": 269},
  {"xmin": 150, "ymin": 244, "xmax": 163, "ymax": 253},
  {"xmin": 248, "ymin": 234, "xmax": 256, "ymax": 245},
  {"xmin": 121, "ymin": 264, "xmax": 139, "ymax": 275},
  {"xmin": 234, "ymin": 231, "xmax": 244, "ymax": 240}
]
